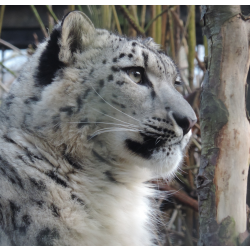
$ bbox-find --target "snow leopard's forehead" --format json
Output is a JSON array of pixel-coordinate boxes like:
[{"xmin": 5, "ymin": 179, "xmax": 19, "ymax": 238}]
[{"xmin": 80, "ymin": 29, "xmax": 178, "ymax": 81}]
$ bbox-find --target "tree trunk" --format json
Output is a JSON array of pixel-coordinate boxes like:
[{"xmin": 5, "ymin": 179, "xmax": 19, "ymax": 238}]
[{"xmin": 197, "ymin": 5, "xmax": 250, "ymax": 245}]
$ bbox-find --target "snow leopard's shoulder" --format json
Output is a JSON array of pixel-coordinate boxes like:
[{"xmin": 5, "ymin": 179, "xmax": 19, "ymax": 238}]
[{"xmin": 0, "ymin": 11, "xmax": 196, "ymax": 246}]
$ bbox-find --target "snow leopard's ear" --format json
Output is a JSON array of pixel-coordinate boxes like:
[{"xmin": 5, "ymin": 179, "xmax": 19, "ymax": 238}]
[
  {"xmin": 59, "ymin": 11, "xmax": 96, "ymax": 63},
  {"xmin": 143, "ymin": 37, "xmax": 160, "ymax": 50}
]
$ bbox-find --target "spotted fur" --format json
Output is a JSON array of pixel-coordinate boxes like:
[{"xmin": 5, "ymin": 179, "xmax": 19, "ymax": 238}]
[{"xmin": 0, "ymin": 11, "xmax": 196, "ymax": 245}]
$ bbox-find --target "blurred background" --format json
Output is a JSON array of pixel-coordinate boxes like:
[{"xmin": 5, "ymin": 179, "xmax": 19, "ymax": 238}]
[{"xmin": 0, "ymin": 5, "xmax": 249, "ymax": 246}]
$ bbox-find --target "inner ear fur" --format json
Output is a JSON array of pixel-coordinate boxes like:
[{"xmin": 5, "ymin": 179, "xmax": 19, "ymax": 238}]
[{"xmin": 59, "ymin": 11, "xmax": 96, "ymax": 63}]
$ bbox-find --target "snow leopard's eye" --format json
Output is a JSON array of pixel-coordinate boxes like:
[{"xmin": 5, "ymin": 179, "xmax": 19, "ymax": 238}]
[
  {"xmin": 126, "ymin": 67, "xmax": 144, "ymax": 84},
  {"xmin": 174, "ymin": 80, "xmax": 182, "ymax": 86},
  {"xmin": 174, "ymin": 75, "xmax": 183, "ymax": 86}
]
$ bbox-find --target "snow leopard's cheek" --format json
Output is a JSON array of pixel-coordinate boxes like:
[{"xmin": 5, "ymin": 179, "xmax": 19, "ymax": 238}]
[
  {"xmin": 152, "ymin": 131, "xmax": 191, "ymax": 177},
  {"xmin": 150, "ymin": 144, "xmax": 183, "ymax": 177}
]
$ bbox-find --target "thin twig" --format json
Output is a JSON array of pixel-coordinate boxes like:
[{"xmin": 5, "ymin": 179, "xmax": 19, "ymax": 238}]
[
  {"xmin": 166, "ymin": 229, "xmax": 198, "ymax": 243},
  {"xmin": 183, "ymin": 165, "xmax": 199, "ymax": 170},
  {"xmin": 170, "ymin": 8, "xmax": 185, "ymax": 36},
  {"xmin": 176, "ymin": 172, "xmax": 193, "ymax": 191},
  {"xmin": 167, "ymin": 209, "xmax": 178, "ymax": 229},
  {"xmin": 46, "ymin": 5, "xmax": 59, "ymax": 23},
  {"xmin": 131, "ymin": 5, "xmax": 139, "ymax": 25},
  {"xmin": 77, "ymin": 5, "xmax": 83, "ymax": 12},
  {"xmin": 178, "ymin": 209, "xmax": 193, "ymax": 246},
  {"xmin": 87, "ymin": 6, "xmax": 93, "ymax": 16},
  {"xmin": 0, "ymin": 80, "xmax": 9, "ymax": 92},
  {"xmin": 68, "ymin": 5, "xmax": 75, "ymax": 11},
  {"xmin": 118, "ymin": 5, "xmax": 145, "ymax": 36},
  {"xmin": 195, "ymin": 52, "xmax": 206, "ymax": 72},
  {"xmin": 194, "ymin": 123, "xmax": 200, "ymax": 130},
  {"xmin": 141, "ymin": 5, "xmax": 146, "ymax": 29},
  {"xmin": 0, "ymin": 38, "xmax": 22, "ymax": 54},
  {"xmin": 0, "ymin": 62, "xmax": 16, "ymax": 77},
  {"xmin": 144, "ymin": 6, "xmax": 174, "ymax": 33},
  {"xmin": 170, "ymin": 8, "xmax": 189, "ymax": 56},
  {"xmin": 192, "ymin": 137, "xmax": 201, "ymax": 151},
  {"xmin": 184, "ymin": 5, "xmax": 192, "ymax": 36},
  {"xmin": 30, "ymin": 5, "xmax": 48, "ymax": 38},
  {"xmin": 169, "ymin": 10, "xmax": 175, "ymax": 60},
  {"xmin": 111, "ymin": 6, "xmax": 122, "ymax": 35},
  {"xmin": 178, "ymin": 69, "xmax": 192, "ymax": 94},
  {"xmin": 152, "ymin": 181, "xmax": 198, "ymax": 212}
]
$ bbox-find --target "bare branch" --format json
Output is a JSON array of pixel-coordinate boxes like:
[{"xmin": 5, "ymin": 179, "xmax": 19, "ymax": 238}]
[
  {"xmin": 118, "ymin": 5, "xmax": 145, "ymax": 36},
  {"xmin": 30, "ymin": 5, "xmax": 48, "ymax": 38}
]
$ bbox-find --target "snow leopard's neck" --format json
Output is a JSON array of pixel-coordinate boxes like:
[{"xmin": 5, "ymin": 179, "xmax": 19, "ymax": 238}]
[{"xmin": 3, "ymin": 128, "xmax": 156, "ymax": 245}]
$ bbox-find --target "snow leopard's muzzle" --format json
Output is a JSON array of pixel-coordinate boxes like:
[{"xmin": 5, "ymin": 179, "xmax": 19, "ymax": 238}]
[{"xmin": 125, "ymin": 98, "xmax": 197, "ymax": 160}]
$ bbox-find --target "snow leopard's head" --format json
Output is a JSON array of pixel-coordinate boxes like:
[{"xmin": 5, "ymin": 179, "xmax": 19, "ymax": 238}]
[{"xmin": 6, "ymin": 11, "xmax": 196, "ymax": 180}]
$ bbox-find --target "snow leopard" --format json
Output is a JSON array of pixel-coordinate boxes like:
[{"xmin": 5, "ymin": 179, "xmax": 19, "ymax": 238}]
[{"xmin": 0, "ymin": 11, "xmax": 197, "ymax": 245}]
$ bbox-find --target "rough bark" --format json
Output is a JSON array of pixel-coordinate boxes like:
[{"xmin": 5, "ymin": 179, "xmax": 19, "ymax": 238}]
[{"xmin": 197, "ymin": 5, "xmax": 250, "ymax": 245}]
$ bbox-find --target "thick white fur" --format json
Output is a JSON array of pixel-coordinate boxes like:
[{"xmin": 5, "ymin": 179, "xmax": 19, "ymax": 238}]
[{"xmin": 0, "ymin": 12, "xmax": 196, "ymax": 245}]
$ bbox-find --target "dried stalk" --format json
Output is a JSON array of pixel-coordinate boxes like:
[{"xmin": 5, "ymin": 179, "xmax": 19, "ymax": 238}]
[
  {"xmin": 153, "ymin": 181, "xmax": 198, "ymax": 212},
  {"xmin": 149, "ymin": 6, "xmax": 156, "ymax": 39},
  {"xmin": 144, "ymin": 6, "xmax": 174, "ymax": 33},
  {"xmin": 184, "ymin": 5, "xmax": 192, "ymax": 36},
  {"xmin": 46, "ymin": 5, "xmax": 59, "ymax": 23},
  {"xmin": 155, "ymin": 5, "xmax": 162, "ymax": 45},
  {"xmin": 131, "ymin": 5, "xmax": 139, "ymax": 25},
  {"xmin": 0, "ymin": 62, "xmax": 16, "ymax": 77},
  {"xmin": 77, "ymin": 5, "xmax": 83, "ymax": 12},
  {"xmin": 166, "ymin": 229, "xmax": 198, "ymax": 243},
  {"xmin": 111, "ymin": 5, "xmax": 122, "ymax": 35},
  {"xmin": 187, "ymin": 5, "xmax": 196, "ymax": 89},
  {"xmin": 167, "ymin": 209, "xmax": 178, "ymax": 229},
  {"xmin": 128, "ymin": 6, "xmax": 137, "ymax": 37},
  {"xmin": 183, "ymin": 165, "xmax": 199, "ymax": 170},
  {"xmin": 101, "ymin": 6, "xmax": 111, "ymax": 30},
  {"xmin": 68, "ymin": 5, "xmax": 75, "ymax": 11},
  {"xmin": 161, "ymin": 5, "xmax": 168, "ymax": 49},
  {"xmin": 174, "ymin": 6, "xmax": 181, "ymax": 63},
  {"xmin": 192, "ymin": 137, "xmax": 201, "ymax": 150},
  {"xmin": 169, "ymin": 10, "xmax": 175, "ymax": 60},
  {"xmin": 0, "ymin": 38, "xmax": 22, "ymax": 54},
  {"xmin": 170, "ymin": 9, "xmax": 189, "ymax": 55},
  {"xmin": 0, "ymin": 5, "xmax": 5, "ymax": 38},
  {"xmin": 178, "ymin": 209, "xmax": 193, "ymax": 245},
  {"xmin": 30, "ymin": 5, "xmax": 48, "ymax": 38},
  {"xmin": 141, "ymin": 5, "xmax": 146, "ymax": 29},
  {"xmin": 118, "ymin": 5, "xmax": 145, "ymax": 36},
  {"xmin": 0, "ymin": 81, "xmax": 9, "ymax": 92},
  {"xmin": 47, "ymin": 5, "xmax": 54, "ymax": 33}
]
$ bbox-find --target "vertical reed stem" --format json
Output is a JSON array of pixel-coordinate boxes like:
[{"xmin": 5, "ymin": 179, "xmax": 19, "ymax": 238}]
[
  {"xmin": 0, "ymin": 5, "xmax": 5, "ymax": 38},
  {"xmin": 155, "ymin": 5, "xmax": 162, "ymax": 45},
  {"xmin": 187, "ymin": 5, "xmax": 196, "ymax": 89},
  {"xmin": 30, "ymin": 5, "xmax": 48, "ymax": 38}
]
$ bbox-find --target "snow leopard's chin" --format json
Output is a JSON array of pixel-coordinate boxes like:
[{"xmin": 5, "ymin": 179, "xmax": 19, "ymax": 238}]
[{"xmin": 123, "ymin": 130, "xmax": 192, "ymax": 179}]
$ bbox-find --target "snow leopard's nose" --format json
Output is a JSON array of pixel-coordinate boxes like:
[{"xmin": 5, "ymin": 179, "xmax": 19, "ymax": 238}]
[{"xmin": 172, "ymin": 113, "xmax": 197, "ymax": 135}]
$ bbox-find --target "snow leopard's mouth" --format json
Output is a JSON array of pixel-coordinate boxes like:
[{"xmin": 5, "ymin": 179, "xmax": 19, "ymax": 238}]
[{"xmin": 125, "ymin": 132, "xmax": 181, "ymax": 159}]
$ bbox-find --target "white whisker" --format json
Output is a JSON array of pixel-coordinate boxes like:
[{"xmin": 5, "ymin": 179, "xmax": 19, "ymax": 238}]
[
  {"xmin": 88, "ymin": 127, "xmax": 143, "ymax": 141},
  {"xmin": 68, "ymin": 121, "xmax": 138, "ymax": 128},
  {"xmin": 90, "ymin": 126, "xmax": 141, "ymax": 137},
  {"xmin": 155, "ymin": 136, "xmax": 162, "ymax": 145},
  {"xmin": 90, "ymin": 107, "xmax": 139, "ymax": 127},
  {"xmin": 89, "ymin": 84, "xmax": 140, "ymax": 123}
]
